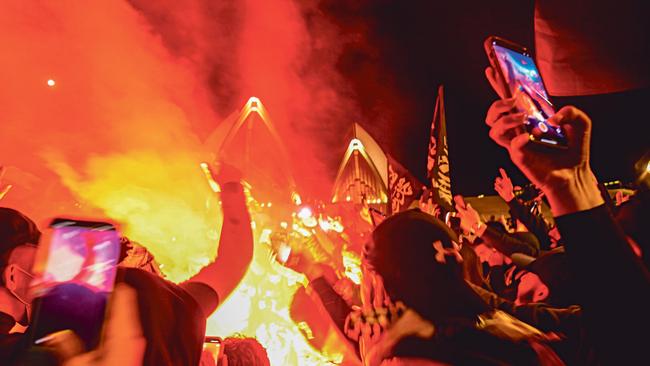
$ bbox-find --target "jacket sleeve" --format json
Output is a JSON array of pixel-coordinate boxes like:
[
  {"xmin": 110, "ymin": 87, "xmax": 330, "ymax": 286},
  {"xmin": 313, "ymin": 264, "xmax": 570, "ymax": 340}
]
[
  {"xmin": 480, "ymin": 226, "xmax": 540, "ymax": 257},
  {"xmin": 309, "ymin": 277, "xmax": 353, "ymax": 338},
  {"xmin": 508, "ymin": 198, "xmax": 553, "ymax": 250},
  {"xmin": 469, "ymin": 282, "xmax": 582, "ymax": 334},
  {"xmin": 554, "ymin": 204, "xmax": 650, "ymax": 364}
]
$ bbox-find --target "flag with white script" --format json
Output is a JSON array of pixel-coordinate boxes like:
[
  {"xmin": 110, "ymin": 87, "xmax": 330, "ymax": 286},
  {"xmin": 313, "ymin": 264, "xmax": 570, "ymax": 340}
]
[{"xmin": 426, "ymin": 85, "xmax": 453, "ymax": 212}]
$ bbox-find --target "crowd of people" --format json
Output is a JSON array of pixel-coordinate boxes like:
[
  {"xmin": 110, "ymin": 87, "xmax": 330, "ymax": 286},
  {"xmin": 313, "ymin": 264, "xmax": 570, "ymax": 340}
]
[
  {"xmin": 1, "ymin": 54, "xmax": 649, "ymax": 366},
  {"xmin": 282, "ymin": 68, "xmax": 649, "ymax": 366}
]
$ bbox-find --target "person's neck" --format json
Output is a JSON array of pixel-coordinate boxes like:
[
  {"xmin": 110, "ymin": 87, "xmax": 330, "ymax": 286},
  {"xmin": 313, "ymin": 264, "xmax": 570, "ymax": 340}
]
[{"xmin": 0, "ymin": 287, "xmax": 25, "ymax": 323}]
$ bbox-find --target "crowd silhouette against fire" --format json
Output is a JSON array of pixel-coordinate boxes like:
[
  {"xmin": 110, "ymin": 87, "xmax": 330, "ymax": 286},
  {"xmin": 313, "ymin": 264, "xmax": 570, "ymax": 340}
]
[{"xmin": 2, "ymin": 1, "xmax": 650, "ymax": 366}]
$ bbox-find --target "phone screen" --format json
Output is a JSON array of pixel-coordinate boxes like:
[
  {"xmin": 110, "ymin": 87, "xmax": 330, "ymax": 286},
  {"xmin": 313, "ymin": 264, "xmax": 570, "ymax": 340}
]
[
  {"xmin": 491, "ymin": 42, "xmax": 568, "ymax": 148},
  {"xmin": 30, "ymin": 218, "xmax": 120, "ymax": 350},
  {"xmin": 202, "ymin": 337, "xmax": 223, "ymax": 366}
]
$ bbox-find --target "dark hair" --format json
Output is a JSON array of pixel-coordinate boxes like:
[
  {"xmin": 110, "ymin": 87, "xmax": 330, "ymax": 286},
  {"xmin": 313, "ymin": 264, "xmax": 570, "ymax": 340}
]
[
  {"xmin": 486, "ymin": 220, "xmax": 507, "ymax": 234},
  {"xmin": 222, "ymin": 336, "xmax": 270, "ymax": 366},
  {"xmin": 367, "ymin": 210, "xmax": 489, "ymax": 323},
  {"xmin": 460, "ymin": 241, "xmax": 488, "ymax": 289},
  {"xmin": 0, "ymin": 207, "xmax": 40, "ymax": 285}
]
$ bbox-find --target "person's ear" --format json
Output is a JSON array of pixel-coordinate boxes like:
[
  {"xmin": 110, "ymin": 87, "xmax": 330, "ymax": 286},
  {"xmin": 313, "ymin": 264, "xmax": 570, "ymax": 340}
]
[{"xmin": 3, "ymin": 264, "xmax": 17, "ymax": 292}]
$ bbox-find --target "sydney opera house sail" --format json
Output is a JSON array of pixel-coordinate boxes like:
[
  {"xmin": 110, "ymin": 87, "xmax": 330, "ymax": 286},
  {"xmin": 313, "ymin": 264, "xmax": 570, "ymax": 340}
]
[{"xmin": 331, "ymin": 123, "xmax": 388, "ymax": 211}]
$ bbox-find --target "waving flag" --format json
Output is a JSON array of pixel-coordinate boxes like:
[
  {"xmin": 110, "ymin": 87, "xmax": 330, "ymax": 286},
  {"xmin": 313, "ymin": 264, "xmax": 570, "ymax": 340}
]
[
  {"xmin": 388, "ymin": 155, "xmax": 425, "ymax": 215},
  {"xmin": 426, "ymin": 85, "xmax": 453, "ymax": 212}
]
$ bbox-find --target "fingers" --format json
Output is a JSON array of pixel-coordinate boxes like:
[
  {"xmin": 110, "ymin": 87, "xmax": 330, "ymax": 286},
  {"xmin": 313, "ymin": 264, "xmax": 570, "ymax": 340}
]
[
  {"xmin": 485, "ymin": 97, "xmax": 518, "ymax": 127},
  {"xmin": 616, "ymin": 191, "xmax": 624, "ymax": 205},
  {"xmin": 102, "ymin": 284, "xmax": 146, "ymax": 366},
  {"xmin": 550, "ymin": 105, "xmax": 592, "ymax": 148},
  {"xmin": 485, "ymin": 67, "xmax": 507, "ymax": 99},
  {"xmin": 509, "ymin": 133, "xmax": 532, "ymax": 161},
  {"xmin": 106, "ymin": 284, "xmax": 143, "ymax": 338},
  {"xmin": 453, "ymin": 195, "xmax": 466, "ymax": 210},
  {"xmin": 40, "ymin": 330, "xmax": 86, "ymax": 362},
  {"xmin": 550, "ymin": 105, "xmax": 591, "ymax": 131},
  {"xmin": 488, "ymin": 113, "xmax": 527, "ymax": 147},
  {"xmin": 499, "ymin": 168, "xmax": 508, "ymax": 180}
]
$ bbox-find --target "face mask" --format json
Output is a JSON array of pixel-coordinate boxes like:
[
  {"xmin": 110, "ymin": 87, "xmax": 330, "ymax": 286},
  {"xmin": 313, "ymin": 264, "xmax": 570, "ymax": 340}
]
[{"xmin": 7, "ymin": 264, "xmax": 34, "ymax": 322}]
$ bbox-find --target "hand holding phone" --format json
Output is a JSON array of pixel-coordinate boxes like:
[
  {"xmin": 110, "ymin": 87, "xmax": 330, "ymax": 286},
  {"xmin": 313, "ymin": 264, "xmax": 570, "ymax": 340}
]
[
  {"xmin": 30, "ymin": 218, "xmax": 121, "ymax": 351},
  {"xmin": 36, "ymin": 284, "xmax": 145, "ymax": 366},
  {"xmin": 484, "ymin": 36, "xmax": 568, "ymax": 148}
]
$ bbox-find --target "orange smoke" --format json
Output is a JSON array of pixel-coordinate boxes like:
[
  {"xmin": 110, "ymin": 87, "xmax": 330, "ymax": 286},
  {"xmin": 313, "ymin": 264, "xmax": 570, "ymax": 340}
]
[
  {"xmin": 1, "ymin": 0, "xmax": 365, "ymax": 364},
  {"xmin": 0, "ymin": 0, "xmax": 220, "ymax": 279}
]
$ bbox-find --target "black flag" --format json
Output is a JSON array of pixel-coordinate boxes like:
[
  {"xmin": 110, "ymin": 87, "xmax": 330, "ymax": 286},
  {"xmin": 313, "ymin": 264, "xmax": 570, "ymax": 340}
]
[
  {"xmin": 426, "ymin": 85, "xmax": 453, "ymax": 212},
  {"xmin": 388, "ymin": 155, "xmax": 425, "ymax": 215}
]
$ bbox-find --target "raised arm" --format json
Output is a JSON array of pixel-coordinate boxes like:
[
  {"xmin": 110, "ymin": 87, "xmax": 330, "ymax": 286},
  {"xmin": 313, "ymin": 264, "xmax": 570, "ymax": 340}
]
[
  {"xmin": 495, "ymin": 168, "xmax": 553, "ymax": 250},
  {"xmin": 455, "ymin": 195, "xmax": 540, "ymax": 257},
  {"xmin": 185, "ymin": 163, "xmax": 253, "ymax": 314},
  {"xmin": 484, "ymin": 67, "xmax": 650, "ymax": 364}
]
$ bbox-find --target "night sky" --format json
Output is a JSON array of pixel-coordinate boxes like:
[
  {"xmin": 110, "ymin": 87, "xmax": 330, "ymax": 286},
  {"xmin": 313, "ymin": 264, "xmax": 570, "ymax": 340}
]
[{"xmin": 326, "ymin": 0, "xmax": 649, "ymax": 196}]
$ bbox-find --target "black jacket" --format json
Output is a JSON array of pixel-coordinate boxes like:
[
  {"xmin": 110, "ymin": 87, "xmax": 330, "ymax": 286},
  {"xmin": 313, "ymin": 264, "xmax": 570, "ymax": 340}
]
[{"xmin": 555, "ymin": 205, "xmax": 650, "ymax": 365}]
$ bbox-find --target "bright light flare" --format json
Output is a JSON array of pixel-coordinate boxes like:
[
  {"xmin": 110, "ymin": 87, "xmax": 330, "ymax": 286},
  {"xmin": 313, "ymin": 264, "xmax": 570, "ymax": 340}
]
[
  {"xmin": 46, "ymin": 79, "xmax": 56, "ymax": 87},
  {"xmin": 291, "ymin": 192, "xmax": 302, "ymax": 205},
  {"xmin": 318, "ymin": 217, "xmax": 331, "ymax": 232},
  {"xmin": 276, "ymin": 244, "xmax": 291, "ymax": 264},
  {"xmin": 342, "ymin": 249, "xmax": 362, "ymax": 285},
  {"xmin": 247, "ymin": 96, "xmax": 261, "ymax": 112},
  {"xmin": 207, "ymin": 221, "xmax": 337, "ymax": 365},
  {"xmin": 348, "ymin": 138, "xmax": 364, "ymax": 152},
  {"xmin": 297, "ymin": 206, "xmax": 312, "ymax": 219}
]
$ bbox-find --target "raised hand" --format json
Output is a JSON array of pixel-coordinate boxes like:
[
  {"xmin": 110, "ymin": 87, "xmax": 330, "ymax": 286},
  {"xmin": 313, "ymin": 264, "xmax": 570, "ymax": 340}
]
[
  {"xmin": 485, "ymin": 67, "xmax": 603, "ymax": 216},
  {"xmin": 453, "ymin": 195, "xmax": 485, "ymax": 236},
  {"xmin": 615, "ymin": 191, "xmax": 630, "ymax": 206},
  {"xmin": 419, "ymin": 196, "xmax": 441, "ymax": 218},
  {"xmin": 494, "ymin": 168, "xmax": 515, "ymax": 202}
]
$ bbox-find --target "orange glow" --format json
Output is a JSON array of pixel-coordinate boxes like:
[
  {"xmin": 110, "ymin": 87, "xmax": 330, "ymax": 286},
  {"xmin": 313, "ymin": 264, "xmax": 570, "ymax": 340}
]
[
  {"xmin": 297, "ymin": 206, "xmax": 313, "ymax": 219},
  {"xmin": 2, "ymin": 0, "xmax": 363, "ymax": 364},
  {"xmin": 206, "ymin": 192, "xmax": 345, "ymax": 365},
  {"xmin": 200, "ymin": 162, "xmax": 221, "ymax": 193}
]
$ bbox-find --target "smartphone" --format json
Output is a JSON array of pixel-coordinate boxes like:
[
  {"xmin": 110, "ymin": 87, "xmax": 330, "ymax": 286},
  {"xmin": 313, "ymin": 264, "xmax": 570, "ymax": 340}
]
[
  {"xmin": 484, "ymin": 36, "xmax": 568, "ymax": 148},
  {"xmin": 445, "ymin": 212, "xmax": 462, "ymax": 235},
  {"xmin": 29, "ymin": 218, "xmax": 121, "ymax": 350},
  {"xmin": 202, "ymin": 336, "xmax": 223, "ymax": 365}
]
